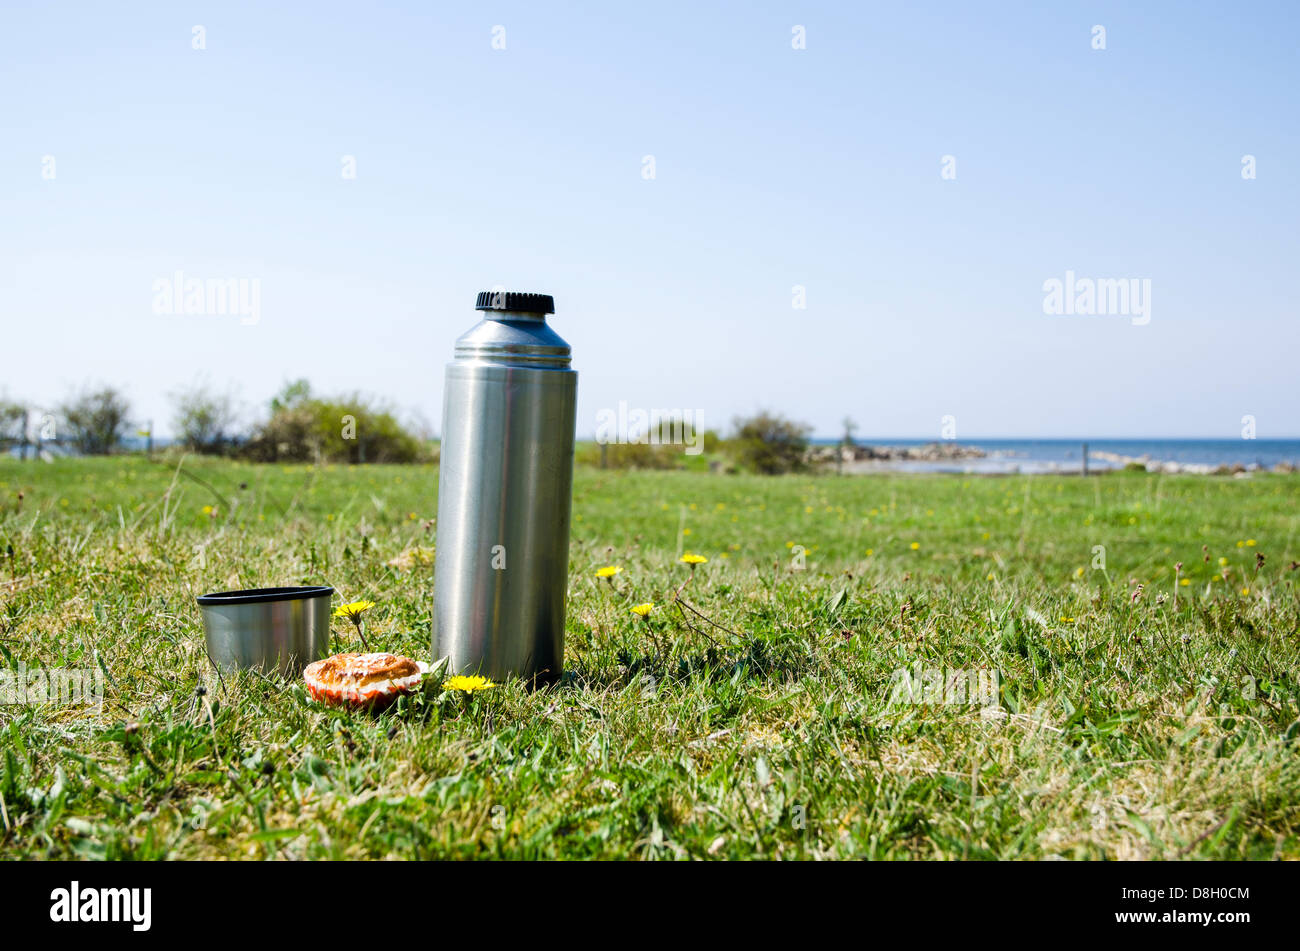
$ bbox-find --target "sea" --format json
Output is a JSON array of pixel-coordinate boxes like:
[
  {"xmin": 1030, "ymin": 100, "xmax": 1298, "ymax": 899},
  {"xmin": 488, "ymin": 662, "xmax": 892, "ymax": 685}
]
[
  {"xmin": 10, "ymin": 437, "xmax": 1300, "ymax": 475},
  {"xmin": 810, "ymin": 438, "xmax": 1300, "ymax": 475}
]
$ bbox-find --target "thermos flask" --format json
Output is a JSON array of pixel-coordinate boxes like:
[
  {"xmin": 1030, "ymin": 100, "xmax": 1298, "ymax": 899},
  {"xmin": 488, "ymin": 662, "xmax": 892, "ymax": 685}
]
[{"xmin": 432, "ymin": 291, "xmax": 577, "ymax": 686}]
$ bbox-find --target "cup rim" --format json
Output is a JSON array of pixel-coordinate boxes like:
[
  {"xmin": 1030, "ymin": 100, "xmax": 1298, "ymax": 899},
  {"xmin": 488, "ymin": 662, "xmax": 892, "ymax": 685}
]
[{"xmin": 196, "ymin": 585, "xmax": 334, "ymax": 606}]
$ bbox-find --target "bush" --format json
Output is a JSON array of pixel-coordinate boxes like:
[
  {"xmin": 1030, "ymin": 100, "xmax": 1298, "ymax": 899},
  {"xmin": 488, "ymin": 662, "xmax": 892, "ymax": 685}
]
[
  {"xmin": 726, "ymin": 411, "xmax": 812, "ymax": 474},
  {"xmin": 171, "ymin": 384, "xmax": 241, "ymax": 454},
  {"xmin": 0, "ymin": 397, "xmax": 26, "ymax": 451},
  {"xmin": 59, "ymin": 386, "xmax": 131, "ymax": 455},
  {"xmin": 576, "ymin": 423, "xmax": 720, "ymax": 470},
  {"xmin": 242, "ymin": 381, "xmax": 428, "ymax": 463},
  {"xmin": 576, "ymin": 441, "xmax": 682, "ymax": 470}
]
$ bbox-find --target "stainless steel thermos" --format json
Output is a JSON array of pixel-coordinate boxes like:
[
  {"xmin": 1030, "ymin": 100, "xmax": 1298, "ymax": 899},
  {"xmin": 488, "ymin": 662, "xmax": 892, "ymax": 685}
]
[{"xmin": 432, "ymin": 291, "xmax": 577, "ymax": 685}]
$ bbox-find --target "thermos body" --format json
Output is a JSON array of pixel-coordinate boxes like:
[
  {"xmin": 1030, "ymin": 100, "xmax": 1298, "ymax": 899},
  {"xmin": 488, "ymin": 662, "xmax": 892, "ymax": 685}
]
[{"xmin": 433, "ymin": 293, "xmax": 576, "ymax": 685}]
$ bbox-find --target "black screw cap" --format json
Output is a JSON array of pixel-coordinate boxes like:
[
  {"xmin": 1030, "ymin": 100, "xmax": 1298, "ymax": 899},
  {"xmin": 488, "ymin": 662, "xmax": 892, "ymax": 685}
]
[{"xmin": 475, "ymin": 291, "xmax": 555, "ymax": 314}]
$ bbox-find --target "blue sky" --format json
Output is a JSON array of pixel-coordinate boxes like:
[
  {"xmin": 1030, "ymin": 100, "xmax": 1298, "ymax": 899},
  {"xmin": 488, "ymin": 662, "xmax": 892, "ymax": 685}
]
[{"xmin": 2, "ymin": 1, "xmax": 1297, "ymax": 439}]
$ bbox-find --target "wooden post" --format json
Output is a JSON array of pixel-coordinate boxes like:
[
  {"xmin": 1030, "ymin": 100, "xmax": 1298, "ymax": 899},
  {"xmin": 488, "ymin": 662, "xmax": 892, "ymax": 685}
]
[{"xmin": 1082, "ymin": 442, "xmax": 1088, "ymax": 477}]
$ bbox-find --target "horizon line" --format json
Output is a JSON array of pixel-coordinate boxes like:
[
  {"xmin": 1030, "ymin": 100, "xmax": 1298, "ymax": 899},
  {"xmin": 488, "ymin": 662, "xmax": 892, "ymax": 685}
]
[{"xmin": 800, "ymin": 435, "xmax": 1300, "ymax": 442}]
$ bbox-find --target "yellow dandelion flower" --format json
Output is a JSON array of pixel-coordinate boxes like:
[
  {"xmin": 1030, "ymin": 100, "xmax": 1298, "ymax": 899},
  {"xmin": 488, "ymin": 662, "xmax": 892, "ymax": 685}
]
[
  {"xmin": 1236, "ymin": 540, "xmax": 1245, "ymax": 548},
  {"xmin": 1075, "ymin": 567, "xmax": 1085, "ymax": 578},
  {"xmin": 909, "ymin": 542, "xmax": 920, "ymax": 551},
  {"xmin": 1179, "ymin": 578, "xmax": 1190, "ymax": 587},
  {"xmin": 631, "ymin": 603, "xmax": 654, "ymax": 617},
  {"xmin": 986, "ymin": 573, "xmax": 995, "ymax": 581},
  {"xmin": 1246, "ymin": 539, "xmax": 1256, "ymax": 547},
  {"xmin": 333, "ymin": 600, "xmax": 376, "ymax": 619},
  {"xmin": 595, "ymin": 565, "xmax": 622, "ymax": 579},
  {"xmin": 443, "ymin": 675, "xmax": 495, "ymax": 693},
  {"xmin": 1240, "ymin": 587, "xmax": 1250, "ymax": 596},
  {"xmin": 865, "ymin": 548, "xmax": 874, "ymax": 557},
  {"xmin": 681, "ymin": 553, "xmax": 708, "ymax": 566},
  {"xmin": 1212, "ymin": 574, "xmax": 1221, "ymax": 581},
  {"xmin": 201, "ymin": 504, "xmax": 215, "ymax": 516},
  {"xmin": 1218, "ymin": 557, "xmax": 1228, "ymax": 566}
]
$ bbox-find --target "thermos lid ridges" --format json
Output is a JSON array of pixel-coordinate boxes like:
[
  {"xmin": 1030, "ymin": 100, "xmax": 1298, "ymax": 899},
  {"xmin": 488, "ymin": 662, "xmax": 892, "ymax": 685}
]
[{"xmin": 475, "ymin": 291, "xmax": 555, "ymax": 314}]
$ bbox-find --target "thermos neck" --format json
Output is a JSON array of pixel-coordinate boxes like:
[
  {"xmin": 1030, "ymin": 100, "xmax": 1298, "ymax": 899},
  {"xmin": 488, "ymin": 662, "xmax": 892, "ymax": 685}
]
[
  {"xmin": 482, "ymin": 309, "xmax": 548, "ymax": 324},
  {"xmin": 454, "ymin": 315, "xmax": 573, "ymax": 370}
]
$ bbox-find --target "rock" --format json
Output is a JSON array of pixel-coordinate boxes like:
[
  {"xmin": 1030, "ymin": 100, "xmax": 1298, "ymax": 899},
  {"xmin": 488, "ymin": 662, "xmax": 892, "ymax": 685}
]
[{"xmin": 823, "ymin": 442, "xmax": 987, "ymax": 463}]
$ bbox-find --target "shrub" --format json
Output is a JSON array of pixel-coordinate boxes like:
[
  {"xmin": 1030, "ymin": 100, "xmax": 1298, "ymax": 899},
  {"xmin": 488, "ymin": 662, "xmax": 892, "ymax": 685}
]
[
  {"xmin": 576, "ymin": 441, "xmax": 682, "ymax": 469},
  {"xmin": 0, "ymin": 397, "xmax": 26, "ymax": 451},
  {"xmin": 577, "ymin": 421, "xmax": 722, "ymax": 469},
  {"xmin": 242, "ymin": 381, "xmax": 428, "ymax": 463},
  {"xmin": 171, "ymin": 384, "xmax": 242, "ymax": 454},
  {"xmin": 59, "ymin": 386, "xmax": 131, "ymax": 455},
  {"xmin": 726, "ymin": 411, "xmax": 812, "ymax": 474}
]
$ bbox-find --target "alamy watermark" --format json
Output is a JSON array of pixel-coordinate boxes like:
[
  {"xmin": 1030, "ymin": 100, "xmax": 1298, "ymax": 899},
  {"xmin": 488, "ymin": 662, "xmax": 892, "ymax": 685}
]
[
  {"xmin": 1042, "ymin": 270, "xmax": 1150, "ymax": 326},
  {"xmin": 595, "ymin": 401, "xmax": 705, "ymax": 455},
  {"xmin": 1, "ymin": 663, "xmax": 104, "ymax": 712},
  {"xmin": 152, "ymin": 270, "xmax": 261, "ymax": 325},
  {"xmin": 50, "ymin": 881, "xmax": 150, "ymax": 931},
  {"xmin": 888, "ymin": 663, "xmax": 1000, "ymax": 707}
]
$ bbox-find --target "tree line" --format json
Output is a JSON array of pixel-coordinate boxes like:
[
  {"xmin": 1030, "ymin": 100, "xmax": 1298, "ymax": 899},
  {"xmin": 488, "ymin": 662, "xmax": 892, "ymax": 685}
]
[
  {"xmin": 0, "ymin": 381, "xmax": 432, "ymax": 464},
  {"xmin": 2, "ymin": 385, "xmax": 817, "ymax": 474}
]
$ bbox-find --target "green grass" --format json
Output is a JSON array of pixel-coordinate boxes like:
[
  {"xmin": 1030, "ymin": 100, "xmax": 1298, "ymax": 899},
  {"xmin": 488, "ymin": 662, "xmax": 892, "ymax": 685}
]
[{"xmin": 1, "ymin": 455, "xmax": 1298, "ymax": 859}]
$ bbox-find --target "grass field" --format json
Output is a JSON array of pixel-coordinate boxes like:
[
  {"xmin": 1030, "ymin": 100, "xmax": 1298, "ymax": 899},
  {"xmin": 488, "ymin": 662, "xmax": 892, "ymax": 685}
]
[{"xmin": 1, "ymin": 455, "xmax": 1298, "ymax": 859}]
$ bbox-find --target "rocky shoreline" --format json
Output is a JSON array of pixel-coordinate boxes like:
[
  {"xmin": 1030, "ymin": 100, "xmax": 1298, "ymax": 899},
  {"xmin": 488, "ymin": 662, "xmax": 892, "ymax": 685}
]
[
  {"xmin": 808, "ymin": 442, "xmax": 986, "ymax": 465},
  {"xmin": 808, "ymin": 442, "xmax": 1297, "ymax": 475},
  {"xmin": 1087, "ymin": 450, "xmax": 1296, "ymax": 476}
]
